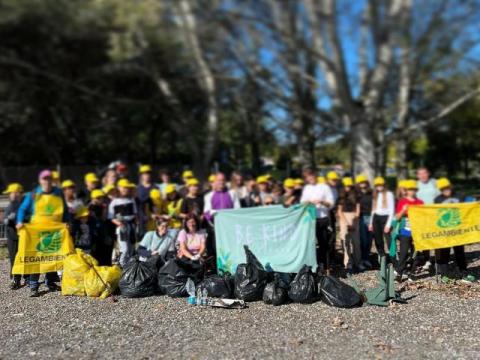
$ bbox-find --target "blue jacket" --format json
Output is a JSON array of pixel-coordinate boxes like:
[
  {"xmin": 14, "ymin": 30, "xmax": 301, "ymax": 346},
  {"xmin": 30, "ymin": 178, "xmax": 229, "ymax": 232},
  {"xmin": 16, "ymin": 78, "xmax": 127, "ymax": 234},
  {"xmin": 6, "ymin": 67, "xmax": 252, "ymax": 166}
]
[{"xmin": 17, "ymin": 186, "xmax": 69, "ymax": 224}]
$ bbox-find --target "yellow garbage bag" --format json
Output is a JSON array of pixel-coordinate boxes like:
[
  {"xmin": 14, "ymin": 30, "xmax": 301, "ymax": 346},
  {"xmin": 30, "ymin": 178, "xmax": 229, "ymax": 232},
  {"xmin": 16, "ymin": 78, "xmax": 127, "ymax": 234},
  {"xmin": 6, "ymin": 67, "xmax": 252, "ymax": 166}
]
[
  {"xmin": 84, "ymin": 265, "xmax": 122, "ymax": 299},
  {"xmin": 62, "ymin": 249, "xmax": 98, "ymax": 296}
]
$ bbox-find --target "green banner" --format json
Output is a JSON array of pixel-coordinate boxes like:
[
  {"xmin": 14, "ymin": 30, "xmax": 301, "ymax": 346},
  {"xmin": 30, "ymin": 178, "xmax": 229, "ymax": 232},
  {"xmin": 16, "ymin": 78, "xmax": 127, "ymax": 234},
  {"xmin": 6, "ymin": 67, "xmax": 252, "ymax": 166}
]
[{"xmin": 215, "ymin": 204, "xmax": 318, "ymax": 274}]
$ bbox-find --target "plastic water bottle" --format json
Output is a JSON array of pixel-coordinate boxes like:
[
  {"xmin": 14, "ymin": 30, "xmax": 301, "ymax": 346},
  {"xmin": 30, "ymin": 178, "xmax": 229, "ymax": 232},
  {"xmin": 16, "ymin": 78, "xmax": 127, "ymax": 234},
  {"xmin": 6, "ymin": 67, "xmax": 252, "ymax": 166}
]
[{"xmin": 202, "ymin": 288, "xmax": 208, "ymax": 306}]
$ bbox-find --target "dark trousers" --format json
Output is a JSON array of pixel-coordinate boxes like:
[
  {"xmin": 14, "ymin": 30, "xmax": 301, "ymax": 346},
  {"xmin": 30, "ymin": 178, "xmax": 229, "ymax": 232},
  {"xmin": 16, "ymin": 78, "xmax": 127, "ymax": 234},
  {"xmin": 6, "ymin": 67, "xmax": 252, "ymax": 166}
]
[
  {"xmin": 328, "ymin": 210, "xmax": 337, "ymax": 265},
  {"xmin": 94, "ymin": 243, "xmax": 114, "ymax": 266},
  {"xmin": 435, "ymin": 246, "xmax": 467, "ymax": 274},
  {"xmin": 316, "ymin": 217, "xmax": 331, "ymax": 268},
  {"xmin": 7, "ymin": 236, "xmax": 22, "ymax": 282},
  {"xmin": 396, "ymin": 235, "xmax": 413, "ymax": 275},
  {"xmin": 372, "ymin": 214, "xmax": 389, "ymax": 257}
]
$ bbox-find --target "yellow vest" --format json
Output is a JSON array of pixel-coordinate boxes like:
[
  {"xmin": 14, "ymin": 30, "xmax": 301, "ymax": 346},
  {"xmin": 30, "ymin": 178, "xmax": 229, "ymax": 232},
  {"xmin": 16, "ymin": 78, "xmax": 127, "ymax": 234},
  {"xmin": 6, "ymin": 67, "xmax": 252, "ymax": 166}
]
[
  {"xmin": 31, "ymin": 193, "xmax": 64, "ymax": 224},
  {"xmin": 166, "ymin": 199, "xmax": 183, "ymax": 229}
]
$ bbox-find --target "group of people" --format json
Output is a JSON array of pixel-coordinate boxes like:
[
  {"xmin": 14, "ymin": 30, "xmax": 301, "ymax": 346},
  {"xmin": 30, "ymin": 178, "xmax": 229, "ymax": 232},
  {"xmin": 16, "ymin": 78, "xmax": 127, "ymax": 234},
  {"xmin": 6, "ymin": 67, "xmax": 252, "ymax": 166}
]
[{"xmin": 2, "ymin": 164, "xmax": 475, "ymax": 297}]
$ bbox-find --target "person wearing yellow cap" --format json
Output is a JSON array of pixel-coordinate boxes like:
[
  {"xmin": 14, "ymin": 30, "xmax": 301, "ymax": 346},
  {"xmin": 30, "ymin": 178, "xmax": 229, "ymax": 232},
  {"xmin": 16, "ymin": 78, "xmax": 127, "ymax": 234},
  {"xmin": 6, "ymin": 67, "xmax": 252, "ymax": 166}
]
[
  {"xmin": 254, "ymin": 175, "xmax": 271, "ymax": 206},
  {"xmin": 300, "ymin": 168, "xmax": 335, "ymax": 271},
  {"xmin": 137, "ymin": 164, "xmax": 158, "ymax": 240},
  {"xmin": 355, "ymin": 174, "xmax": 373, "ymax": 271},
  {"xmin": 108, "ymin": 178, "xmax": 138, "ymax": 267},
  {"xmin": 293, "ymin": 178, "xmax": 304, "ymax": 190},
  {"xmin": 317, "ymin": 176, "xmax": 326, "ymax": 185},
  {"xmin": 79, "ymin": 172, "xmax": 99, "ymax": 203},
  {"xmin": 369, "ymin": 176, "xmax": 395, "ymax": 263},
  {"xmin": 70, "ymin": 206, "xmax": 95, "ymax": 254},
  {"xmin": 433, "ymin": 178, "xmax": 474, "ymax": 283},
  {"xmin": 178, "ymin": 170, "xmax": 194, "ymax": 197},
  {"xmin": 180, "ymin": 178, "xmax": 204, "ymax": 220},
  {"xmin": 163, "ymin": 183, "xmax": 183, "ymax": 230},
  {"xmin": 3, "ymin": 183, "xmax": 24, "ymax": 290},
  {"xmin": 394, "ymin": 179, "xmax": 424, "ymax": 281},
  {"xmin": 51, "ymin": 170, "xmax": 60, "ymax": 187},
  {"xmin": 61, "ymin": 179, "xmax": 83, "ymax": 220},
  {"xmin": 337, "ymin": 178, "xmax": 361, "ymax": 273},
  {"xmin": 282, "ymin": 178, "xmax": 301, "ymax": 207}
]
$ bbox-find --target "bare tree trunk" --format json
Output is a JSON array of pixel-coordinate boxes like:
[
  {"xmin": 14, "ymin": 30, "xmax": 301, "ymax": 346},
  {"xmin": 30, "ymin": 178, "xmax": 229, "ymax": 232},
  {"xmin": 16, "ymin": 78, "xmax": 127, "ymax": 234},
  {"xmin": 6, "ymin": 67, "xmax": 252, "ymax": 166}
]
[
  {"xmin": 351, "ymin": 119, "xmax": 376, "ymax": 179},
  {"xmin": 177, "ymin": 0, "xmax": 219, "ymax": 175}
]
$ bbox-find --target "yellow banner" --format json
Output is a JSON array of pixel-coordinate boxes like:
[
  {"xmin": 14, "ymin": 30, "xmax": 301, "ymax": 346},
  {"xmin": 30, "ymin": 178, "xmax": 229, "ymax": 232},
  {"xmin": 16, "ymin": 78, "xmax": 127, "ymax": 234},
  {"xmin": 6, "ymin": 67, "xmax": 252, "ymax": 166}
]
[
  {"xmin": 12, "ymin": 222, "xmax": 75, "ymax": 275},
  {"xmin": 410, "ymin": 202, "xmax": 480, "ymax": 251}
]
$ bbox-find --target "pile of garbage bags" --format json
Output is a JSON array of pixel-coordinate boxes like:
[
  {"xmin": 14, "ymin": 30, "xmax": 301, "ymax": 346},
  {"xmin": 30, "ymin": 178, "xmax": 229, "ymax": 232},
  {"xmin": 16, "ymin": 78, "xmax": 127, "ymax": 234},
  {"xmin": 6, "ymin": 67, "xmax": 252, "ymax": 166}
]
[
  {"xmin": 62, "ymin": 249, "xmax": 121, "ymax": 299},
  {"xmin": 66, "ymin": 244, "xmax": 364, "ymax": 307}
]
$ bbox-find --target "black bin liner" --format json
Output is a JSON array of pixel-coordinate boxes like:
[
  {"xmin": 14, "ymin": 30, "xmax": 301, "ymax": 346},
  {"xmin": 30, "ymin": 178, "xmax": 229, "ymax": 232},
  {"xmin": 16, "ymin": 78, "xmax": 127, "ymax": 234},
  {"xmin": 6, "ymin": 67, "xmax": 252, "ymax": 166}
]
[
  {"xmin": 288, "ymin": 265, "xmax": 317, "ymax": 303},
  {"xmin": 318, "ymin": 275, "xmax": 362, "ymax": 308},
  {"xmin": 263, "ymin": 273, "xmax": 288, "ymax": 306},
  {"xmin": 234, "ymin": 246, "xmax": 268, "ymax": 301},
  {"xmin": 198, "ymin": 273, "xmax": 233, "ymax": 299},
  {"xmin": 157, "ymin": 258, "xmax": 204, "ymax": 297},
  {"xmin": 119, "ymin": 257, "xmax": 157, "ymax": 298}
]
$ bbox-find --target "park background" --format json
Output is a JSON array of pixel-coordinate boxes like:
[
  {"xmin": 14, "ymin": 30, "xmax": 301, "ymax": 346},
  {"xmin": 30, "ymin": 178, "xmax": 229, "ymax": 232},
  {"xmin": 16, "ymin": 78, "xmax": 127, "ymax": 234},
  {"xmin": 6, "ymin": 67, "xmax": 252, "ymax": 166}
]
[{"xmin": 0, "ymin": 0, "xmax": 480, "ymax": 190}]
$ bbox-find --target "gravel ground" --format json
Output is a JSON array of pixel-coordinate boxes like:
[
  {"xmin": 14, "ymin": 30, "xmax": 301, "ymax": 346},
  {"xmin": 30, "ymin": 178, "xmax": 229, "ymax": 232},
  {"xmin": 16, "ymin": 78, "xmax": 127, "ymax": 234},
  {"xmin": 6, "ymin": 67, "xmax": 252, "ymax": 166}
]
[{"xmin": 1, "ymin": 247, "xmax": 480, "ymax": 360}]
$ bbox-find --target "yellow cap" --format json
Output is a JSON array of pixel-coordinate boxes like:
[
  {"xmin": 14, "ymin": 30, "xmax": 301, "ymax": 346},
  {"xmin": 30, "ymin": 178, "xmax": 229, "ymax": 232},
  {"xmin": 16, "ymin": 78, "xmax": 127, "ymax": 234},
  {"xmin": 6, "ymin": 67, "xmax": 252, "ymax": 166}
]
[
  {"xmin": 317, "ymin": 176, "xmax": 326, "ymax": 184},
  {"xmin": 165, "ymin": 184, "xmax": 176, "ymax": 194},
  {"xmin": 139, "ymin": 165, "xmax": 152, "ymax": 174},
  {"xmin": 342, "ymin": 177, "xmax": 354, "ymax": 187},
  {"xmin": 84, "ymin": 172, "xmax": 99, "ymax": 183},
  {"xmin": 265, "ymin": 174, "xmax": 273, "ymax": 180},
  {"xmin": 294, "ymin": 178, "xmax": 304, "ymax": 186},
  {"xmin": 283, "ymin": 178, "xmax": 295, "ymax": 188},
  {"xmin": 61, "ymin": 180, "xmax": 75, "ymax": 189},
  {"xmin": 3, "ymin": 183, "xmax": 23, "ymax": 194},
  {"xmin": 102, "ymin": 184, "xmax": 115, "ymax": 194},
  {"xmin": 150, "ymin": 188, "xmax": 162, "ymax": 200},
  {"xmin": 51, "ymin": 170, "xmax": 60, "ymax": 181},
  {"xmin": 404, "ymin": 179, "xmax": 418, "ymax": 190},
  {"xmin": 256, "ymin": 175, "xmax": 268, "ymax": 184},
  {"xmin": 208, "ymin": 174, "xmax": 216, "ymax": 182},
  {"xmin": 373, "ymin": 177, "xmax": 385, "ymax": 186},
  {"xmin": 437, "ymin": 177, "xmax": 451, "ymax": 190},
  {"xmin": 326, "ymin": 171, "xmax": 339, "ymax": 181},
  {"xmin": 117, "ymin": 179, "xmax": 135, "ymax": 188},
  {"xmin": 182, "ymin": 170, "xmax": 194, "ymax": 179},
  {"xmin": 75, "ymin": 206, "xmax": 89, "ymax": 219},
  {"xmin": 186, "ymin": 178, "xmax": 199, "ymax": 186},
  {"xmin": 355, "ymin": 174, "xmax": 368, "ymax": 184},
  {"xmin": 90, "ymin": 189, "xmax": 105, "ymax": 199}
]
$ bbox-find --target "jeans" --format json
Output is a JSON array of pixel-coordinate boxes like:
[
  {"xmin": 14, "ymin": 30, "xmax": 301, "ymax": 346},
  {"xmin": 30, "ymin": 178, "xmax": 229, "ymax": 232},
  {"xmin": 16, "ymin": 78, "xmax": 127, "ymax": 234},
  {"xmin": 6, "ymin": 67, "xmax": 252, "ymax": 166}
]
[
  {"xmin": 29, "ymin": 272, "xmax": 58, "ymax": 290},
  {"xmin": 372, "ymin": 214, "xmax": 389, "ymax": 257},
  {"xmin": 359, "ymin": 215, "xmax": 373, "ymax": 262}
]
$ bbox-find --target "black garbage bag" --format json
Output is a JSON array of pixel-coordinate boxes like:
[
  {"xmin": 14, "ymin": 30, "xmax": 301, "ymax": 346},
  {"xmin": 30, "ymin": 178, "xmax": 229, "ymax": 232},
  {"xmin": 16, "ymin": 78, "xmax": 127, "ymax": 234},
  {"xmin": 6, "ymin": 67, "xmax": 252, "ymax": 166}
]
[
  {"xmin": 288, "ymin": 265, "xmax": 317, "ymax": 303},
  {"xmin": 234, "ymin": 246, "xmax": 268, "ymax": 301},
  {"xmin": 119, "ymin": 257, "xmax": 157, "ymax": 298},
  {"xmin": 263, "ymin": 273, "xmax": 288, "ymax": 306},
  {"xmin": 198, "ymin": 273, "xmax": 233, "ymax": 299},
  {"xmin": 157, "ymin": 258, "xmax": 204, "ymax": 297},
  {"xmin": 318, "ymin": 275, "xmax": 362, "ymax": 308}
]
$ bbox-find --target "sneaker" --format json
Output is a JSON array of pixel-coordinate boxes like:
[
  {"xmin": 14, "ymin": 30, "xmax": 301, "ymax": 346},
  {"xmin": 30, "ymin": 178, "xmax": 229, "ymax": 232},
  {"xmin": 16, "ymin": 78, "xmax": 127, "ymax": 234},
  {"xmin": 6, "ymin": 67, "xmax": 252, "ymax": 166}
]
[
  {"xmin": 10, "ymin": 280, "xmax": 21, "ymax": 290},
  {"xmin": 30, "ymin": 289, "xmax": 40, "ymax": 297},
  {"xmin": 422, "ymin": 260, "xmax": 432, "ymax": 272},
  {"xmin": 460, "ymin": 274, "xmax": 476, "ymax": 284},
  {"xmin": 47, "ymin": 284, "xmax": 61, "ymax": 292}
]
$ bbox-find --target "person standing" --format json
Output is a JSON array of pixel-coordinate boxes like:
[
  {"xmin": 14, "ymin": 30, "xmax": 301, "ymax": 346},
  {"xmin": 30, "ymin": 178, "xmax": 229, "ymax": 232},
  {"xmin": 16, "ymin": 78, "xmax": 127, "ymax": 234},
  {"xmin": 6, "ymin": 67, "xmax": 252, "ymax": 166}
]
[
  {"xmin": 78, "ymin": 172, "xmax": 100, "ymax": 204},
  {"xmin": 326, "ymin": 171, "xmax": 340, "ymax": 266},
  {"xmin": 433, "ymin": 178, "xmax": 475, "ymax": 283},
  {"xmin": 136, "ymin": 165, "xmax": 157, "ymax": 240},
  {"xmin": 416, "ymin": 167, "xmax": 440, "ymax": 271},
  {"xmin": 16, "ymin": 170, "xmax": 68, "ymax": 297},
  {"xmin": 394, "ymin": 180, "xmax": 424, "ymax": 281},
  {"xmin": 337, "ymin": 177, "xmax": 361, "ymax": 273},
  {"xmin": 282, "ymin": 178, "xmax": 301, "ymax": 207},
  {"xmin": 369, "ymin": 177, "xmax": 395, "ymax": 259},
  {"xmin": 203, "ymin": 172, "xmax": 240, "ymax": 262},
  {"xmin": 300, "ymin": 168, "xmax": 334, "ymax": 272},
  {"xmin": 108, "ymin": 179, "xmax": 138, "ymax": 267},
  {"xmin": 356, "ymin": 174, "xmax": 373, "ymax": 269},
  {"xmin": 180, "ymin": 178, "xmax": 204, "ymax": 219},
  {"xmin": 3, "ymin": 183, "xmax": 24, "ymax": 290},
  {"xmin": 230, "ymin": 171, "xmax": 249, "ymax": 207},
  {"xmin": 61, "ymin": 179, "xmax": 83, "ymax": 224}
]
